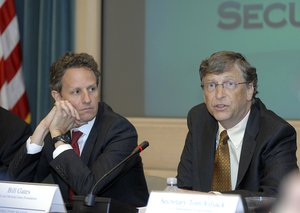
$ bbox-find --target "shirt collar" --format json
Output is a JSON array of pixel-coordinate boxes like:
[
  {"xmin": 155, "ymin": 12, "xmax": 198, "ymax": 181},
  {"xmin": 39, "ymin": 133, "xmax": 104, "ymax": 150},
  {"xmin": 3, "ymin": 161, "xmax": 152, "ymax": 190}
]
[
  {"xmin": 218, "ymin": 110, "xmax": 251, "ymax": 147},
  {"xmin": 72, "ymin": 117, "xmax": 96, "ymax": 137}
]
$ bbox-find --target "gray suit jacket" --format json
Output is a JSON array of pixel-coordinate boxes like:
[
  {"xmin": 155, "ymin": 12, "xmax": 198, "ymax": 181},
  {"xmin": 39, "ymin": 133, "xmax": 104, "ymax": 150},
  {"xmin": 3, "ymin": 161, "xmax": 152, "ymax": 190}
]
[{"xmin": 177, "ymin": 98, "xmax": 298, "ymax": 197}]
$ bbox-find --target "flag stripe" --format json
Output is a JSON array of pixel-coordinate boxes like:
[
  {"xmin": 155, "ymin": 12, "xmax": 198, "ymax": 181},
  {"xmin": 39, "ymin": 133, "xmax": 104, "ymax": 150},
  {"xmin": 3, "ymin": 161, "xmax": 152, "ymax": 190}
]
[
  {"xmin": 0, "ymin": 0, "xmax": 14, "ymax": 33},
  {"xmin": 0, "ymin": 0, "xmax": 31, "ymax": 123},
  {"xmin": 3, "ymin": 42, "xmax": 22, "ymax": 82},
  {"xmin": 0, "ymin": 81, "xmax": 9, "ymax": 108},
  {"xmin": 11, "ymin": 91, "xmax": 30, "ymax": 119},
  {"xmin": 0, "ymin": 57, "xmax": 5, "ymax": 86},
  {"xmin": 1, "ymin": 16, "xmax": 20, "ymax": 59},
  {"xmin": 0, "ymin": 66, "xmax": 25, "ymax": 108}
]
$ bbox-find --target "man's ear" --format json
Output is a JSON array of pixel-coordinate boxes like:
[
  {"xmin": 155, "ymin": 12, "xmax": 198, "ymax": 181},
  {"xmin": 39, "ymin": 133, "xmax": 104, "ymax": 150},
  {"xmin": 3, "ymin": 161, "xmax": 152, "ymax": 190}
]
[
  {"xmin": 246, "ymin": 83, "xmax": 254, "ymax": 101},
  {"xmin": 51, "ymin": 90, "xmax": 62, "ymax": 101}
]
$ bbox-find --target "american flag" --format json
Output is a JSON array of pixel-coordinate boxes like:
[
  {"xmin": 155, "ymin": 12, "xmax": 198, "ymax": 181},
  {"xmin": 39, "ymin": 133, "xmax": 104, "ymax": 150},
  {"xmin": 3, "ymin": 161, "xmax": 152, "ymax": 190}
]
[{"xmin": 0, "ymin": 0, "xmax": 30, "ymax": 123}]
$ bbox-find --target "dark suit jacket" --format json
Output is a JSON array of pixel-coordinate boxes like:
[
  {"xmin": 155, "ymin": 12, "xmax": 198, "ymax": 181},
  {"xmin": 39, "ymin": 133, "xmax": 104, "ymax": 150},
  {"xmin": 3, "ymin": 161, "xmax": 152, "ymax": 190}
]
[
  {"xmin": 9, "ymin": 102, "xmax": 149, "ymax": 207},
  {"xmin": 177, "ymin": 98, "xmax": 298, "ymax": 197},
  {"xmin": 0, "ymin": 107, "xmax": 32, "ymax": 180}
]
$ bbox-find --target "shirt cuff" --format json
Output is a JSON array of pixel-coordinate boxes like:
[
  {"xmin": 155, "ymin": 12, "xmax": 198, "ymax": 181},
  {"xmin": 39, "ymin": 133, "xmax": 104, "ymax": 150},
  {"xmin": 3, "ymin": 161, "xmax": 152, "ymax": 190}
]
[
  {"xmin": 53, "ymin": 144, "xmax": 72, "ymax": 159},
  {"xmin": 26, "ymin": 137, "xmax": 43, "ymax": 154}
]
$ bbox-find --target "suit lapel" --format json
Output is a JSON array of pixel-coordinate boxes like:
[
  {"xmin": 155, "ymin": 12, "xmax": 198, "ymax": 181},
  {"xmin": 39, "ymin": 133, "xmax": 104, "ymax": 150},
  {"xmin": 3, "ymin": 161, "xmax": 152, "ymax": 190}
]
[
  {"xmin": 196, "ymin": 109, "xmax": 218, "ymax": 191},
  {"xmin": 80, "ymin": 127, "xmax": 98, "ymax": 164},
  {"xmin": 200, "ymin": 124, "xmax": 218, "ymax": 191},
  {"xmin": 80, "ymin": 103, "xmax": 103, "ymax": 165},
  {"xmin": 236, "ymin": 101, "xmax": 260, "ymax": 188}
]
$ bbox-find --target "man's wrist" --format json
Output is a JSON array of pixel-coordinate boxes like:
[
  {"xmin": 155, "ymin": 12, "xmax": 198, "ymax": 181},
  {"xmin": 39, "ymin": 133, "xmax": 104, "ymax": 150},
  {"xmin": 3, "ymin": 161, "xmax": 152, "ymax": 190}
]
[
  {"xmin": 50, "ymin": 129, "xmax": 63, "ymax": 138},
  {"xmin": 52, "ymin": 133, "xmax": 71, "ymax": 144},
  {"xmin": 54, "ymin": 141, "xmax": 65, "ymax": 149}
]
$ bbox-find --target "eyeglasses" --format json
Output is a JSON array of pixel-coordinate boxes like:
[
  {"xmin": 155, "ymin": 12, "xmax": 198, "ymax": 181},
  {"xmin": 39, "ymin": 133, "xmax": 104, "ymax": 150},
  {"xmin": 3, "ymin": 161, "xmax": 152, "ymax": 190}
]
[{"xmin": 201, "ymin": 80, "xmax": 247, "ymax": 92}]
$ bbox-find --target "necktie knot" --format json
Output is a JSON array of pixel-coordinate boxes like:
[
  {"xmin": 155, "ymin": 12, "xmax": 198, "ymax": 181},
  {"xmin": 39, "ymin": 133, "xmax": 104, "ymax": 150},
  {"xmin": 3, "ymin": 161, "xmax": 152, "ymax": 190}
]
[
  {"xmin": 71, "ymin": 131, "xmax": 83, "ymax": 156},
  {"xmin": 211, "ymin": 129, "xmax": 231, "ymax": 191},
  {"xmin": 72, "ymin": 131, "xmax": 83, "ymax": 143},
  {"xmin": 220, "ymin": 130, "xmax": 229, "ymax": 145}
]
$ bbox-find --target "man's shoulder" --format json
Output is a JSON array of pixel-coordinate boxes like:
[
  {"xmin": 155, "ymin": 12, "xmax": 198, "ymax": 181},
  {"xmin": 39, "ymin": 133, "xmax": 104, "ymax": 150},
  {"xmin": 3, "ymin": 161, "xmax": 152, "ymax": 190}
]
[
  {"xmin": 95, "ymin": 102, "xmax": 135, "ymax": 129},
  {"xmin": 252, "ymin": 98, "xmax": 295, "ymax": 131},
  {"xmin": 98, "ymin": 102, "xmax": 127, "ymax": 120},
  {"xmin": 188, "ymin": 103, "xmax": 210, "ymax": 117},
  {"xmin": 0, "ymin": 107, "xmax": 29, "ymax": 126},
  {"xmin": 186, "ymin": 103, "xmax": 216, "ymax": 128},
  {"xmin": 0, "ymin": 107, "xmax": 31, "ymax": 135}
]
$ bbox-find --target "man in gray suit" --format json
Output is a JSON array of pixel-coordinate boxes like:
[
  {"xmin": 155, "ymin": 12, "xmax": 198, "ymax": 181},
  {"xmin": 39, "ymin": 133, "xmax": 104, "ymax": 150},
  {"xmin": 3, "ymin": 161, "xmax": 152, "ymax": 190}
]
[
  {"xmin": 9, "ymin": 52, "xmax": 149, "ymax": 207},
  {"xmin": 177, "ymin": 51, "xmax": 298, "ymax": 197}
]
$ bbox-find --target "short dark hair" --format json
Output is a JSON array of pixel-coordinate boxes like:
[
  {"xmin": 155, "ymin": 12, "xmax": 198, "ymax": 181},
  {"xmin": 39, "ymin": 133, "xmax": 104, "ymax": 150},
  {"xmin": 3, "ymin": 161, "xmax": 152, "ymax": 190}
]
[
  {"xmin": 199, "ymin": 51, "xmax": 258, "ymax": 98},
  {"xmin": 50, "ymin": 52, "xmax": 100, "ymax": 92}
]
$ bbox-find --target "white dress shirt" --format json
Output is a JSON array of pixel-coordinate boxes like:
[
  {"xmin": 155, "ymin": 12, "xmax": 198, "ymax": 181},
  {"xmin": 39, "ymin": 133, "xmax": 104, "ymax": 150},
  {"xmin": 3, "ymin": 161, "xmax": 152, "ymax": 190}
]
[{"xmin": 217, "ymin": 110, "xmax": 250, "ymax": 190}]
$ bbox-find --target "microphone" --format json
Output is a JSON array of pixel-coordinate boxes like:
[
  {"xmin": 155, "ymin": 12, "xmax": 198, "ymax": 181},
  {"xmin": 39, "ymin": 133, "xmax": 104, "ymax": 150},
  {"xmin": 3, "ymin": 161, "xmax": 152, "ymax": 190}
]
[{"xmin": 84, "ymin": 141, "xmax": 149, "ymax": 206}]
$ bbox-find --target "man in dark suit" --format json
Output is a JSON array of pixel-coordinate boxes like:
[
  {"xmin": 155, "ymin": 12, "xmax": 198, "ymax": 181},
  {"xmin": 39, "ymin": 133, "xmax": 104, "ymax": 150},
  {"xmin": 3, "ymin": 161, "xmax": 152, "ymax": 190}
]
[
  {"xmin": 177, "ymin": 51, "xmax": 298, "ymax": 197},
  {"xmin": 9, "ymin": 52, "xmax": 149, "ymax": 207},
  {"xmin": 0, "ymin": 107, "xmax": 31, "ymax": 180}
]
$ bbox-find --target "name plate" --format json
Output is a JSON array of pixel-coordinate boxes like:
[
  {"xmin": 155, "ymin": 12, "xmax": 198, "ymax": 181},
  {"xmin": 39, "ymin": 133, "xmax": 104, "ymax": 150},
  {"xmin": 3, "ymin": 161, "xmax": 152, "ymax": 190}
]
[
  {"xmin": 0, "ymin": 181, "xmax": 66, "ymax": 212},
  {"xmin": 145, "ymin": 191, "xmax": 244, "ymax": 213}
]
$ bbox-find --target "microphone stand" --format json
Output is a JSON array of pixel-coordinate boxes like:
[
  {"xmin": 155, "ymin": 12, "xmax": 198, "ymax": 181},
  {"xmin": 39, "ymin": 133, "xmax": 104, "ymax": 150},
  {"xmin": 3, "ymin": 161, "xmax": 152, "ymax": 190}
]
[
  {"xmin": 85, "ymin": 141, "xmax": 149, "ymax": 206},
  {"xmin": 85, "ymin": 151, "xmax": 138, "ymax": 206}
]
